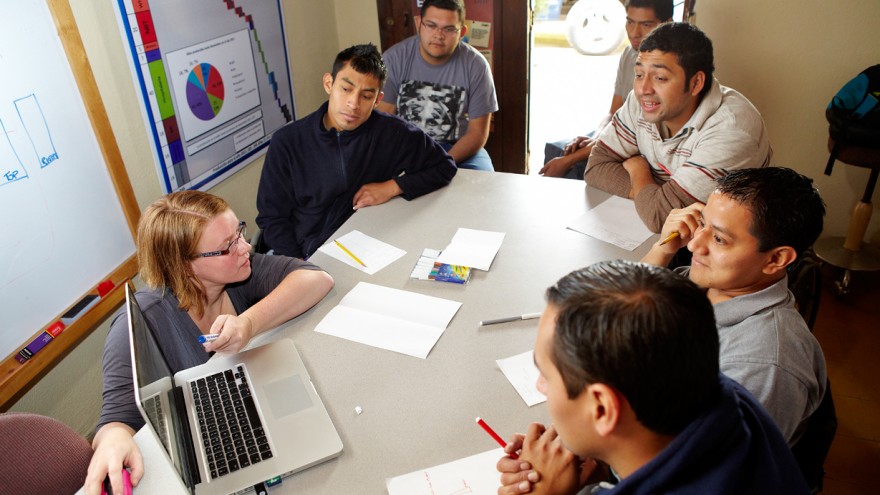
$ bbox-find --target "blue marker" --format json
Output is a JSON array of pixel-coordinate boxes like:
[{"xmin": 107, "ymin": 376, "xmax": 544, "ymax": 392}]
[{"xmin": 198, "ymin": 334, "xmax": 220, "ymax": 344}]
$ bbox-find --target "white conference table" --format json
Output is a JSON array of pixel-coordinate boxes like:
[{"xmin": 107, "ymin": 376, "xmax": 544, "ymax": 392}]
[{"xmin": 125, "ymin": 170, "xmax": 656, "ymax": 494}]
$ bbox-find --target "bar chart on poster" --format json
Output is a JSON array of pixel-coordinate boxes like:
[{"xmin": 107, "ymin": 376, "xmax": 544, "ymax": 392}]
[
  {"xmin": 0, "ymin": 0, "xmax": 139, "ymax": 406},
  {"xmin": 114, "ymin": 0, "xmax": 295, "ymax": 193}
]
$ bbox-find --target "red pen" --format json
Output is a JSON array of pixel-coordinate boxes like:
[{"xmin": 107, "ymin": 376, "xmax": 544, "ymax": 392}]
[{"xmin": 476, "ymin": 416, "xmax": 518, "ymax": 459}]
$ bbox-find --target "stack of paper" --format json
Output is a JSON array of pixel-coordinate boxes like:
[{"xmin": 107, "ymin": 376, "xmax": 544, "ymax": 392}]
[
  {"xmin": 315, "ymin": 282, "xmax": 462, "ymax": 359},
  {"xmin": 436, "ymin": 228, "xmax": 505, "ymax": 270}
]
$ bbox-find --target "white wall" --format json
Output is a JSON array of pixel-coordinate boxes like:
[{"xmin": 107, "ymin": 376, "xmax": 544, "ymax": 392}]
[
  {"xmin": 9, "ymin": 0, "xmax": 379, "ymax": 437},
  {"xmin": 694, "ymin": 0, "xmax": 880, "ymax": 244}
]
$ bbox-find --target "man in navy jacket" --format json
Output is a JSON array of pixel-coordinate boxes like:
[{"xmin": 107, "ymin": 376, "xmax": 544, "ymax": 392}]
[
  {"xmin": 257, "ymin": 44, "xmax": 456, "ymax": 258},
  {"xmin": 497, "ymin": 261, "xmax": 809, "ymax": 495}
]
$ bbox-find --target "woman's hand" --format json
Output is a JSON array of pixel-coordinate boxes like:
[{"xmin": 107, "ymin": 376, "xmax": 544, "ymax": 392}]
[
  {"xmin": 204, "ymin": 314, "xmax": 255, "ymax": 353},
  {"xmin": 85, "ymin": 423, "xmax": 143, "ymax": 495}
]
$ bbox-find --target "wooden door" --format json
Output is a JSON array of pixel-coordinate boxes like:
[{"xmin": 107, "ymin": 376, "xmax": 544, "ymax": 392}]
[{"xmin": 376, "ymin": 0, "xmax": 416, "ymax": 51}]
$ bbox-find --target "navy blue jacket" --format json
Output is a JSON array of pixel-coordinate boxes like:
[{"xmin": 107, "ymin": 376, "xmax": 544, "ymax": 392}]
[
  {"xmin": 598, "ymin": 375, "xmax": 809, "ymax": 494},
  {"xmin": 256, "ymin": 103, "xmax": 457, "ymax": 258}
]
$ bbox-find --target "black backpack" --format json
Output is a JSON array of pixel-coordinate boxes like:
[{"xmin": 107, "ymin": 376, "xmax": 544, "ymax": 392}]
[{"xmin": 824, "ymin": 64, "xmax": 880, "ymax": 175}]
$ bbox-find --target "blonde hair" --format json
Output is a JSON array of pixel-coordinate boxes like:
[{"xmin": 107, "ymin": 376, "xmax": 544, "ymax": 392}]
[{"xmin": 137, "ymin": 190, "xmax": 230, "ymax": 317}]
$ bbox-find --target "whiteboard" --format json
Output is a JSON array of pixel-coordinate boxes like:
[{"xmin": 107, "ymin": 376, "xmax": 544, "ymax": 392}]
[{"xmin": 0, "ymin": 1, "xmax": 137, "ymax": 361}]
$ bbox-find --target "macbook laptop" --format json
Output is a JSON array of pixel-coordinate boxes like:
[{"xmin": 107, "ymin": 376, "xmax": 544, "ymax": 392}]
[{"xmin": 125, "ymin": 283, "xmax": 343, "ymax": 494}]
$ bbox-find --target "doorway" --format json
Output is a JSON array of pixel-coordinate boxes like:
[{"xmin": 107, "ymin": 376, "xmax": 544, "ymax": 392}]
[
  {"xmin": 527, "ymin": 0, "xmax": 691, "ymax": 175},
  {"xmin": 528, "ymin": 0, "xmax": 623, "ymax": 175}
]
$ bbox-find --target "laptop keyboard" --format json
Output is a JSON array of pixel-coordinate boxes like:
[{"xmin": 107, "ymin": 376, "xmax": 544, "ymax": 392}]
[
  {"xmin": 142, "ymin": 394, "xmax": 170, "ymax": 451},
  {"xmin": 191, "ymin": 365, "xmax": 273, "ymax": 479}
]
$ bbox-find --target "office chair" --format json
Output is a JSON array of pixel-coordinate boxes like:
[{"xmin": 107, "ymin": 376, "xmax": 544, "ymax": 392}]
[
  {"xmin": 0, "ymin": 412, "xmax": 94, "ymax": 494},
  {"xmin": 787, "ymin": 251, "xmax": 836, "ymax": 493},
  {"xmin": 791, "ymin": 379, "xmax": 838, "ymax": 494},
  {"xmin": 250, "ymin": 227, "xmax": 270, "ymax": 255},
  {"xmin": 787, "ymin": 249, "xmax": 823, "ymax": 330}
]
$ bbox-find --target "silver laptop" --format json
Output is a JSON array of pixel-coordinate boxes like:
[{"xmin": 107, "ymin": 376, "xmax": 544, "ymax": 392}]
[{"xmin": 125, "ymin": 284, "xmax": 343, "ymax": 495}]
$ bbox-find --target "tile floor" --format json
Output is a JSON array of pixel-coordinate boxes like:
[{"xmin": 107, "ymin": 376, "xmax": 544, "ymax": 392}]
[{"xmin": 811, "ymin": 265, "xmax": 880, "ymax": 494}]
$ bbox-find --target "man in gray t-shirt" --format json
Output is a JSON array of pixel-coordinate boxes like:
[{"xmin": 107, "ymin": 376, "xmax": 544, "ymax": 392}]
[
  {"xmin": 378, "ymin": 0, "xmax": 497, "ymax": 172},
  {"xmin": 541, "ymin": 0, "xmax": 672, "ymax": 179}
]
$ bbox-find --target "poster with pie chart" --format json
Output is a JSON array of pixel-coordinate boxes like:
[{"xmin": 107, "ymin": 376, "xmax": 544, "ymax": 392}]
[
  {"xmin": 187, "ymin": 63, "xmax": 224, "ymax": 121},
  {"xmin": 115, "ymin": 0, "xmax": 294, "ymax": 193},
  {"xmin": 166, "ymin": 29, "xmax": 261, "ymax": 142}
]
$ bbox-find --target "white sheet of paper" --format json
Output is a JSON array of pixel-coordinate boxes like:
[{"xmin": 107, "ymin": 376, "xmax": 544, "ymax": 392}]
[
  {"xmin": 317, "ymin": 230, "xmax": 405, "ymax": 275},
  {"xmin": 315, "ymin": 282, "xmax": 462, "ymax": 359},
  {"xmin": 497, "ymin": 350, "xmax": 546, "ymax": 406},
  {"xmin": 566, "ymin": 196, "xmax": 654, "ymax": 250},
  {"xmin": 436, "ymin": 228, "xmax": 505, "ymax": 270},
  {"xmin": 386, "ymin": 448, "xmax": 503, "ymax": 495}
]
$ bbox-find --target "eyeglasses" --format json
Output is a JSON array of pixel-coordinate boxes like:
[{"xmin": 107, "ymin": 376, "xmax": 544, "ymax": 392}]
[
  {"xmin": 421, "ymin": 20, "xmax": 461, "ymax": 35},
  {"xmin": 195, "ymin": 221, "xmax": 247, "ymax": 258}
]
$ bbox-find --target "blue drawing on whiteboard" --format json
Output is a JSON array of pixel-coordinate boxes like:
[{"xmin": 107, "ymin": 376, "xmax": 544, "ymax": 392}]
[
  {"xmin": 0, "ymin": 119, "xmax": 29, "ymax": 186},
  {"xmin": 14, "ymin": 94, "xmax": 59, "ymax": 169}
]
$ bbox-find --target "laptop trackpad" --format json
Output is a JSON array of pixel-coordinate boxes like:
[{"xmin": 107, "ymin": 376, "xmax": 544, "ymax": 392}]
[{"xmin": 263, "ymin": 374, "xmax": 313, "ymax": 418}]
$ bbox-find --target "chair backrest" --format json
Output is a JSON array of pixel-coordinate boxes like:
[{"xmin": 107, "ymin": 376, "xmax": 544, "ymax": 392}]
[
  {"xmin": 791, "ymin": 379, "xmax": 838, "ymax": 494},
  {"xmin": 250, "ymin": 227, "xmax": 271, "ymax": 255},
  {"xmin": 0, "ymin": 412, "xmax": 94, "ymax": 494},
  {"xmin": 787, "ymin": 249, "xmax": 823, "ymax": 330}
]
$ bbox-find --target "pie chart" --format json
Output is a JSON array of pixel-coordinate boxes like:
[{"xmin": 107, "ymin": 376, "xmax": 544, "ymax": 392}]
[{"xmin": 186, "ymin": 63, "xmax": 224, "ymax": 121}]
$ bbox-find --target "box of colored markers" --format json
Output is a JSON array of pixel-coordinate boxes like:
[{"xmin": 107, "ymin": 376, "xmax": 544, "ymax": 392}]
[{"xmin": 410, "ymin": 248, "xmax": 472, "ymax": 284}]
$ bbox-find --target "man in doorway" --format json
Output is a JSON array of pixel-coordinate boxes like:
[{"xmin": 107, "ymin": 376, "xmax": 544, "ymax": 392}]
[
  {"xmin": 541, "ymin": 0, "xmax": 673, "ymax": 179},
  {"xmin": 377, "ymin": 0, "xmax": 498, "ymax": 171},
  {"xmin": 256, "ymin": 44, "xmax": 456, "ymax": 259},
  {"xmin": 585, "ymin": 22, "xmax": 772, "ymax": 232},
  {"xmin": 640, "ymin": 166, "xmax": 827, "ymax": 446},
  {"xmin": 496, "ymin": 260, "xmax": 808, "ymax": 495}
]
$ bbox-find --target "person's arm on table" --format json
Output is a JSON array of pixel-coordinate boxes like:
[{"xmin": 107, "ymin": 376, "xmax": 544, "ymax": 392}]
[
  {"xmin": 85, "ymin": 423, "xmax": 143, "ymax": 495},
  {"xmin": 386, "ymin": 126, "xmax": 458, "ymax": 200},
  {"xmin": 621, "ymin": 155, "xmax": 697, "ymax": 232},
  {"xmin": 353, "ymin": 179, "xmax": 404, "ymax": 209},
  {"xmin": 583, "ymin": 142, "xmax": 634, "ymax": 196},
  {"xmin": 582, "ymin": 96, "xmax": 641, "ymax": 190},
  {"xmin": 447, "ymin": 113, "xmax": 491, "ymax": 164},
  {"xmin": 205, "ymin": 268, "xmax": 334, "ymax": 353},
  {"xmin": 641, "ymin": 203, "xmax": 703, "ymax": 266}
]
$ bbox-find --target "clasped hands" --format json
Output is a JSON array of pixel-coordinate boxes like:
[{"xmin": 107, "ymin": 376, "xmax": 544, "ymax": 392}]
[{"xmin": 496, "ymin": 423, "xmax": 600, "ymax": 495}]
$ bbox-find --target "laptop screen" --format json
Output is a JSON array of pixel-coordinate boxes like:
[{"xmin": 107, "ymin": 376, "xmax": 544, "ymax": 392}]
[{"xmin": 125, "ymin": 284, "xmax": 198, "ymax": 491}]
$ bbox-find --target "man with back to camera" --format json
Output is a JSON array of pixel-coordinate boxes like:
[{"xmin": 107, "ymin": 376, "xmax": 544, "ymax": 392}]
[
  {"xmin": 541, "ymin": 0, "xmax": 673, "ymax": 179},
  {"xmin": 496, "ymin": 260, "xmax": 808, "ymax": 495},
  {"xmin": 256, "ymin": 44, "xmax": 457, "ymax": 259},
  {"xmin": 377, "ymin": 0, "xmax": 498, "ymax": 171},
  {"xmin": 585, "ymin": 22, "xmax": 772, "ymax": 232},
  {"xmin": 640, "ymin": 166, "xmax": 827, "ymax": 446}
]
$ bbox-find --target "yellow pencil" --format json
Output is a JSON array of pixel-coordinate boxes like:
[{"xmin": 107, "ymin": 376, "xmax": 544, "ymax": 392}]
[
  {"xmin": 334, "ymin": 240, "xmax": 367, "ymax": 267},
  {"xmin": 658, "ymin": 231, "xmax": 681, "ymax": 246}
]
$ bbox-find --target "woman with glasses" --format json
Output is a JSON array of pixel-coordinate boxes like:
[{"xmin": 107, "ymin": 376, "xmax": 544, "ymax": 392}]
[{"xmin": 85, "ymin": 190, "xmax": 333, "ymax": 494}]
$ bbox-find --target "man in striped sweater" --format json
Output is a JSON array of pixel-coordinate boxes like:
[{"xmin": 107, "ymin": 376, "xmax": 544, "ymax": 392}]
[{"xmin": 585, "ymin": 22, "xmax": 771, "ymax": 232}]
